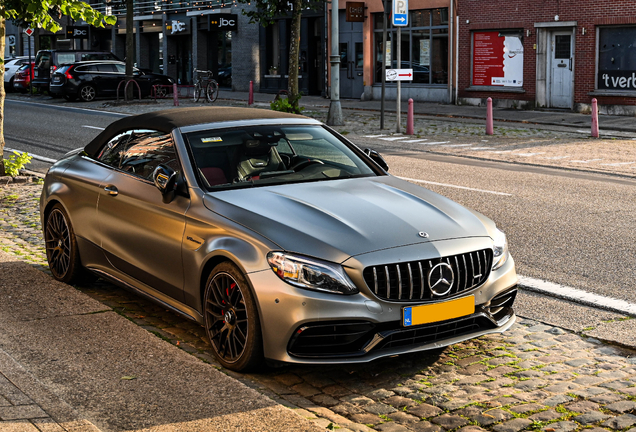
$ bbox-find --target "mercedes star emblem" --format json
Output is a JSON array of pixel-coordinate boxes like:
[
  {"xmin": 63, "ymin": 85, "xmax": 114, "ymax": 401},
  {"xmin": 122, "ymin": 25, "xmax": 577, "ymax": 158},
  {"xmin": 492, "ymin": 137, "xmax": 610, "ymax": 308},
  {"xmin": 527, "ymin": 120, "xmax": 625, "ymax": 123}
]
[
  {"xmin": 418, "ymin": 232, "xmax": 429, "ymax": 238},
  {"xmin": 428, "ymin": 262, "xmax": 454, "ymax": 296}
]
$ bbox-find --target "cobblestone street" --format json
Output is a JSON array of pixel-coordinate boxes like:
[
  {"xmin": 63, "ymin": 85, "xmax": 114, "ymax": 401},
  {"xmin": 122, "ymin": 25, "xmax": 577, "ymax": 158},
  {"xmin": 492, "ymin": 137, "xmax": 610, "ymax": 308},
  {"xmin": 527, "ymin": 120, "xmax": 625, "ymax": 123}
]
[{"xmin": 1, "ymin": 181, "xmax": 636, "ymax": 432}]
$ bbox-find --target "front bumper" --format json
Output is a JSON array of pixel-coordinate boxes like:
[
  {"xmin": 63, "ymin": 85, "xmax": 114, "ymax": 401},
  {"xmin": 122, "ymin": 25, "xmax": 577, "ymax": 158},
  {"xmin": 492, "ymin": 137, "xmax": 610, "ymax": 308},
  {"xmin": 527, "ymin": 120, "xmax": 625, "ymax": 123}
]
[{"xmin": 248, "ymin": 241, "xmax": 518, "ymax": 364}]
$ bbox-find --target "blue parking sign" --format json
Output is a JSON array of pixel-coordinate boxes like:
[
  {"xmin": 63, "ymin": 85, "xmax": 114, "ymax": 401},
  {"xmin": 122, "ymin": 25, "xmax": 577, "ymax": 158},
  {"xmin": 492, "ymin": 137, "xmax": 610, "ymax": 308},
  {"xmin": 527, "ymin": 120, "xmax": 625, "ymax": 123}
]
[{"xmin": 392, "ymin": 0, "xmax": 408, "ymax": 26}]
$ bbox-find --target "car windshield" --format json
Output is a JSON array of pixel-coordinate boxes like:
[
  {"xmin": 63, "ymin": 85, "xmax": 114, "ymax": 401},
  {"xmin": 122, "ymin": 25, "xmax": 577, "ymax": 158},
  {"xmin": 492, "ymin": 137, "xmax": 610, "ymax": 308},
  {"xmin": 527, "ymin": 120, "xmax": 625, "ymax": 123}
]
[{"xmin": 184, "ymin": 124, "xmax": 377, "ymax": 190}]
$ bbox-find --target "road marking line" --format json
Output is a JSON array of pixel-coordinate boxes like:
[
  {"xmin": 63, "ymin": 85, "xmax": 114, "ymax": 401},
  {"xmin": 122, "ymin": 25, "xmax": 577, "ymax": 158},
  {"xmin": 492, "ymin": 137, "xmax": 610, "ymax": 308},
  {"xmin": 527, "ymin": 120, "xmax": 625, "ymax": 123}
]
[
  {"xmin": 379, "ymin": 136, "xmax": 408, "ymax": 141},
  {"xmin": 397, "ymin": 176, "xmax": 513, "ymax": 196},
  {"xmin": 363, "ymin": 134, "xmax": 387, "ymax": 138},
  {"xmin": 515, "ymin": 152, "xmax": 546, "ymax": 157},
  {"xmin": 420, "ymin": 141, "xmax": 450, "ymax": 145},
  {"xmin": 469, "ymin": 147, "xmax": 495, "ymax": 150},
  {"xmin": 600, "ymin": 162, "xmax": 635, "ymax": 166},
  {"xmin": 519, "ymin": 275, "xmax": 636, "ymax": 316},
  {"xmin": 401, "ymin": 139, "xmax": 429, "ymax": 143},
  {"xmin": 541, "ymin": 155, "xmax": 571, "ymax": 160},
  {"xmin": 442, "ymin": 144, "xmax": 472, "ymax": 147},
  {"xmin": 571, "ymin": 159, "xmax": 603, "ymax": 163},
  {"xmin": 82, "ymin": 125, "xmax": 105, "ymax": 130},
  {"xmin": 488, "ymin": 150, "xmax": 513, "ymax": 154},
  {"xmin": 7, "ymin": 99, "xmax": 128, "ymax": 117},
  {"xmin": 4, "ymin": 147, "xmax": 57, "ymax": 164}
]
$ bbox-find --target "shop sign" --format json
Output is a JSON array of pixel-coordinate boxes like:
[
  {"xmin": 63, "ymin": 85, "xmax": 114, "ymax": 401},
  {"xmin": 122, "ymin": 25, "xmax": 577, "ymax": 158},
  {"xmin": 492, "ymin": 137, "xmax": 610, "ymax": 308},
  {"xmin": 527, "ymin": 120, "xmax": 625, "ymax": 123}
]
[
  {"xmin": 472, "ymin": 31, "xmax": 523, "ymax": 87},
  {"xmin": 66, "ymin": 26, "xmax": 89, "ymax": 39},
  {"xmin": 598, "ymin": 71, "xmax": 636, "ymax": 90},
  {"xmin": 6, "ymin": 35, "xmax": 15, "ymax": 47},
  {"xmin": 346, "ymin": 2, "xmax": 364, "ymax": 22},
  {"xmin": 166, "ymin": 20, "xmax": 189, "ymax": 35},
  {"xmin": 210, "ymin": 14, "xmax": 238, "ymax": 31}
]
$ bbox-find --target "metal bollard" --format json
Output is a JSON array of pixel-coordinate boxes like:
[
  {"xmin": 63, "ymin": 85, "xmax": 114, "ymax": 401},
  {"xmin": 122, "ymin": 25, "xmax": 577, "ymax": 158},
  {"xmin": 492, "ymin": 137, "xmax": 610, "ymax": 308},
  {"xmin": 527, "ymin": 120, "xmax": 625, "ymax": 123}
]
[
  {"xmin": 486, "ymin": 97, "xmax": 493, "ymax": 135},
  {"xmin": 173, "ymin": 83, "xmax": 179, "ymax": 107},
  {"xmin": 406, "ymin": 98, "xmax": 414, "ymax": 135},
  {"xmin": 591, "ymin": 98, "xmax": 599, "ymax": 138},
  {"xmin": 249, "ymin": 81, "xmax": 254, "ymax": 106}
]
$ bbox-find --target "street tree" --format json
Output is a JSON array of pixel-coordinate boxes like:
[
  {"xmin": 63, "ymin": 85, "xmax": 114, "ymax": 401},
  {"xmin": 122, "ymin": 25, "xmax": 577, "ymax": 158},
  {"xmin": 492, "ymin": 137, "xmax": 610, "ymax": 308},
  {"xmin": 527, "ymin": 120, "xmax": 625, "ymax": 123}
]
[
  {"xmin": 238, "ymin": 0, "xmax": 321, "ymax": 113},
  {"xmin": 0, "ymin": 1, "xmax": 115, "ymax": 176}
]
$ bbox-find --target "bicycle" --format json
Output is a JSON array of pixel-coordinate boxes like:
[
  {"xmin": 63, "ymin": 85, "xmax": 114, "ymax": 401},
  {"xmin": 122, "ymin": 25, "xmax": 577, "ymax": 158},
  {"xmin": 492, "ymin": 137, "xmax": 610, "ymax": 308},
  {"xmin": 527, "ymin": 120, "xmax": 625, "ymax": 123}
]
[{"xmin": 193, "ymin": 69, "xmax": 219, "ymax": 103}]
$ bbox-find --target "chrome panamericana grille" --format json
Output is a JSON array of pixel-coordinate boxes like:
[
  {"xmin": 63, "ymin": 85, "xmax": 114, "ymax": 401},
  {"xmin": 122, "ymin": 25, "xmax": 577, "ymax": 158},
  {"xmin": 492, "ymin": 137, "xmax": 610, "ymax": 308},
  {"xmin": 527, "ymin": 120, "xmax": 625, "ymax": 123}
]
[{"xmin": 362, "ymin": 249, "xmax": 493, "ymax": 302}]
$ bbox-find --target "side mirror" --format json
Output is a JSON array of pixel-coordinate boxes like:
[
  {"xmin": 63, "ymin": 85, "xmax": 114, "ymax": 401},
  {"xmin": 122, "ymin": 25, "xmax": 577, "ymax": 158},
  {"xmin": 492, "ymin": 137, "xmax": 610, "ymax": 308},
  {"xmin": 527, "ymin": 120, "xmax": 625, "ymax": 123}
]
[
  {"xmin": 153, "ymin": 164, "xmax": 178, "ymax": 203},
  {"xmin": 364, "ymin": 148, "xmax": 389, "ymax": 172}
]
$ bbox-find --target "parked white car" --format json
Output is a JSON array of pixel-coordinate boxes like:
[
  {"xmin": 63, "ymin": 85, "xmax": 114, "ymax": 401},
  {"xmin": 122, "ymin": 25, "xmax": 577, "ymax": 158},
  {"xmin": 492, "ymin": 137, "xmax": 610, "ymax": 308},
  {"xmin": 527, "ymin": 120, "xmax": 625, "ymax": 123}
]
[{"xmin": 4, "ymin": 57, "xmax": 29, "ymax": 89}]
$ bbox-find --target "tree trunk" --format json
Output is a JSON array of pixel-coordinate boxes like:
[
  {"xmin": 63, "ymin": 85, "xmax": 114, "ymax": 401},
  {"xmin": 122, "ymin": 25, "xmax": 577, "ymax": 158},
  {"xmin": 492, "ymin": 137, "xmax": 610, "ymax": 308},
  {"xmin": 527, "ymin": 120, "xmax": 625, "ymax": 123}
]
[
  {"xmin": 0, "ymin": 17, "xmax": 6, "ymax": 176},
  {"xmin": 288, "ymin": 0, "xmax": 302, "ymax": 109},
  {"xmin": 125, "ymin": 0, "xmax": 134, "ymax": 100}
]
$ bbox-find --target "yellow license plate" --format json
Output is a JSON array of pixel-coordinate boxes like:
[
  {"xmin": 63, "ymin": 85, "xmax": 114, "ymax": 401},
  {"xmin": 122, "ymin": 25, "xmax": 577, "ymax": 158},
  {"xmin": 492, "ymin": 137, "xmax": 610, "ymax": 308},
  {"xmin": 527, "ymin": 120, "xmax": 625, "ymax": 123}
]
[{"xmin": 403, "ymin": 296, "xmax": 475, "ymax": 327}]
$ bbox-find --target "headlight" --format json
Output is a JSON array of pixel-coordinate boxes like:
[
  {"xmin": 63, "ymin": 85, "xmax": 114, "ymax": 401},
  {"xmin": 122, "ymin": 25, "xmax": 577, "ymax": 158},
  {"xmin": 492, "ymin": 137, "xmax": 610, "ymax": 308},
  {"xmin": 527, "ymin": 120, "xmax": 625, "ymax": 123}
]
[
  {"xmin": 492, "ymin": 228, "xmax": 509, "ymax": 270},
  {"xmin": 267, "ymin": 252, "xmax": 359, "ymax": 295}
]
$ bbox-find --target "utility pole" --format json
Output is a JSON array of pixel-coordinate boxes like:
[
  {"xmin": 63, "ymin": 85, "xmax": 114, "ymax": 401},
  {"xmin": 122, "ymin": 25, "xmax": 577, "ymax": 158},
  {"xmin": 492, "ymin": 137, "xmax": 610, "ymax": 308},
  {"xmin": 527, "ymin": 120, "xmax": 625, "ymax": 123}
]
[
  {"xmin": 327, "ymin": 0, "xmax": 344, "ymax": 126},
  {"xmin": 380, "ymin": 0, "xmax": 387, "ymax": 129}
]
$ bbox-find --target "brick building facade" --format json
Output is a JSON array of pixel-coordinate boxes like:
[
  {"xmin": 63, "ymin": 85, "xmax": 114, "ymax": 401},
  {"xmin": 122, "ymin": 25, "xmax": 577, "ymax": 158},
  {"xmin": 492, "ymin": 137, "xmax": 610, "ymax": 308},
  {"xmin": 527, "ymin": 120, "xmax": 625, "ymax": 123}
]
[{"xmin": 456, "ymin": 0, "xmax": 636, "ymax": 114}]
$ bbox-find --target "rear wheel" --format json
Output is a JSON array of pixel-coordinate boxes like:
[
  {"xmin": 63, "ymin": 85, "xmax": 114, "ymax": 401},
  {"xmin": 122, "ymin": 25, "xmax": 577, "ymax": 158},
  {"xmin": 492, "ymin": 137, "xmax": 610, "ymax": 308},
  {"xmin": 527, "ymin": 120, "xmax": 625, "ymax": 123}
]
[
  {"xmin": 44, "ymin": 204, "xmax": 93, "ymax": 284},
  {"xmin": 203, "ymin": 262, "xmax": 263, "ymax": 371},
  {"xmin": 193, "ymin": 82, "xmax": 201, "ymax": 102},
  {"xmin": 206, "ymin": 81, "xmax": 219, "ymax": 102},
  {"xmin": 79, "ymin": 84, "xmax": 96, "ymax": 102}
]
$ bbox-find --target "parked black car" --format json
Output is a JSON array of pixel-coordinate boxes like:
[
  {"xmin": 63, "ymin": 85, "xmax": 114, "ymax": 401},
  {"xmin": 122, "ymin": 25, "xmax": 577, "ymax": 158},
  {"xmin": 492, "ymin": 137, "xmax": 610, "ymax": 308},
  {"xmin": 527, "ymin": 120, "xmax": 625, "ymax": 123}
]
[
  {"xmin": 32, "ymin": 50, "xmax": 121, "ymax": 91},
  {"xmin": 49, "ymin": 61, "xmax": 175, "ymax": 102}
]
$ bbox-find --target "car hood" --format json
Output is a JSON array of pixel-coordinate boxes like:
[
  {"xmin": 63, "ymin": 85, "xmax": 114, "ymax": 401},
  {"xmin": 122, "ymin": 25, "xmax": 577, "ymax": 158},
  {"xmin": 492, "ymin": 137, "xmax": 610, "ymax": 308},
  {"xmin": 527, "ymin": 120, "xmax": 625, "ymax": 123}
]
[{"xmin": 203, "ymin": 176, "xmax": 493, "ymax": 263}]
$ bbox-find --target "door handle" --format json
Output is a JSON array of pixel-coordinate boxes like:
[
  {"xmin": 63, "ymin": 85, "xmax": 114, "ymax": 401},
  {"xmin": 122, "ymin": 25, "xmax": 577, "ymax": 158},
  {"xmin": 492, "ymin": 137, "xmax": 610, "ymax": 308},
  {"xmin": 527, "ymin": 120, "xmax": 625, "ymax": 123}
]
[
  {"xmin": 349, "ymin": 61, "xmax": 354, "ymax": 79},
  {"xmin": 104, "ymin": 185, "xmax": 118, "ymax": 196},
  {"xmin": 569, "ymin": 58, "xmax": 573, "ymax": 71}
]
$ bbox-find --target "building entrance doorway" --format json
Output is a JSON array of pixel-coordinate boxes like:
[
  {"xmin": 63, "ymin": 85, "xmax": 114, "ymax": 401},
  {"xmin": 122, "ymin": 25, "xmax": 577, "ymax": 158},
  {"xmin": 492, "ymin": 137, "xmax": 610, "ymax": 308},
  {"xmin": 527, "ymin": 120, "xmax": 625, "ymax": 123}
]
[
  {"xmin": 548, "ymin": 30, "xmax": 574, "ymax": 109},
  {"xmin": 339, "ymin": 14, "xmax": 363, "ymax": 99}
]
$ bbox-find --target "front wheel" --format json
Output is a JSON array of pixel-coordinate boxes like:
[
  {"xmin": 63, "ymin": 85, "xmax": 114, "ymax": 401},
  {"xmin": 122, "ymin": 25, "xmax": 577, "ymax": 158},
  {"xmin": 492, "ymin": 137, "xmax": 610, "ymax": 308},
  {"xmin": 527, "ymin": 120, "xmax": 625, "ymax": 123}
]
[
  {"xmin": 79, "ymin": 84, "xmax": 96, "ymax": 102},
  {"xmin": 203, "ymin": 262, "xmax": 263, "ymax": 371},
  {"xmin": 206, "ymin": 81, "xmax": 219, "ymax": 102},
  {"xmin": 193, "ymin": 82, "xmax": 201, "ymax": 102}
]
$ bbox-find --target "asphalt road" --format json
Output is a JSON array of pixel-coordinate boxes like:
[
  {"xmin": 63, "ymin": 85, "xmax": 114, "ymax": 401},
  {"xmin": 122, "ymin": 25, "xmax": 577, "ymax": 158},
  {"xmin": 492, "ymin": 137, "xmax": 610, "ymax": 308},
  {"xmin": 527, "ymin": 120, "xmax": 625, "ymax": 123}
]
[
  {"xmin": 3, "ymin": 99, "xmax": 124, "ymax": 172},
  {"xmin": 4, "ymin": 99, "xmax": 636, "ymax": 306}
]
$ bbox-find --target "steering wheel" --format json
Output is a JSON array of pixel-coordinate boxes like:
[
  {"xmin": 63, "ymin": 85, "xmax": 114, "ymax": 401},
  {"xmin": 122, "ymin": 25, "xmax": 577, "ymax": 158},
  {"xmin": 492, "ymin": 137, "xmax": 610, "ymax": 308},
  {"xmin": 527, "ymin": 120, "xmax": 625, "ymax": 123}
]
[{"xmin": 290, "ymin": 159, "xmax": 324, "ymax": 172}]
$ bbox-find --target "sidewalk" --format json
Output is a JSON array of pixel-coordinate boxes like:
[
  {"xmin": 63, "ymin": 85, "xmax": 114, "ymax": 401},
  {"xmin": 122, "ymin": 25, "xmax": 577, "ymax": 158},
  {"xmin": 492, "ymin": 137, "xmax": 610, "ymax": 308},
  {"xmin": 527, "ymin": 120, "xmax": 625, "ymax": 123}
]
[{"xmin": 0, "ymin": 249, "xmax": 324, "ymax": 432}]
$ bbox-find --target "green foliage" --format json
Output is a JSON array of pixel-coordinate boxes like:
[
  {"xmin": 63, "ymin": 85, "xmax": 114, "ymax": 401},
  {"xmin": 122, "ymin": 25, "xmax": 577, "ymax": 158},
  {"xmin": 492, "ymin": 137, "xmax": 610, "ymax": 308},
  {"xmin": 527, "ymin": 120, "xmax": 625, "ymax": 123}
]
[
  {"xmin": 3, "ymin": 151, "xmax": 32, "ymax": 177},
  {"xmin": 270, "ymin": 93, "xmax": 304, "ymax": 114},
  {"xmin": 236, "ymin": 0, "xmax": 322, "ymax": 26},
  {"xmin": 1, "ymin": 0, "xmax": 116, "ymax": 31}
]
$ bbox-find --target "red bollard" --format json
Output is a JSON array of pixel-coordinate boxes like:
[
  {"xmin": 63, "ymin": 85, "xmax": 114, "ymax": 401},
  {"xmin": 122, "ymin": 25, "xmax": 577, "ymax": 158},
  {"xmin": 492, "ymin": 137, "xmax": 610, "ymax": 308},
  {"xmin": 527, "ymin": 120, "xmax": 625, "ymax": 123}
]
[
  {"xmin": 249, "ymin": 81, "xmax": 254, "ymax": 106},
  {"xmin": 591, "ymin": 98, "xmax": 599, "ymax": 138},
  {"xmin": 486, "ymin": 97, "xmax": 493, "ymax": 135},
  {"xmin": 406, "ymin": 98, "xmax": 414, "ymax": 135},
  {"xmin": 173, "ymin": 83, "xmax": 179, "ymax": 107}
]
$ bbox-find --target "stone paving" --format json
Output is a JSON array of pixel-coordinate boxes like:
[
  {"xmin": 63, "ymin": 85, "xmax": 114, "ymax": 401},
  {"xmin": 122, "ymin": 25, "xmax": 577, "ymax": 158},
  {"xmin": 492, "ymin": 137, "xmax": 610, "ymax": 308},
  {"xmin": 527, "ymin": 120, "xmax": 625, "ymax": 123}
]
[{"xmin": 2, "ymin": 181, "xmax": 636, "ymax": 432}]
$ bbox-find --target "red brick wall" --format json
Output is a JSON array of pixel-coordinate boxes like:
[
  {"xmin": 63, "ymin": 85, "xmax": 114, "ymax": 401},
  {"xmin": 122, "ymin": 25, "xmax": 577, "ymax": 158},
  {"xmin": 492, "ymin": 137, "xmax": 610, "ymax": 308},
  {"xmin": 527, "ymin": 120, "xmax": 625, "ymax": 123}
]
[{"xmin": 457, "ymin": 0, "xmax": 636, "ymax": 106}]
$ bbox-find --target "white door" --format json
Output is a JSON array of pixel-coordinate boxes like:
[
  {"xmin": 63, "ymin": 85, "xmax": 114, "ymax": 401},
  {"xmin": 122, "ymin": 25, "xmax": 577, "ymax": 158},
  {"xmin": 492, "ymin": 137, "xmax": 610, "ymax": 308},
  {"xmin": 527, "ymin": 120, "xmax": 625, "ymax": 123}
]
[{"xmin": 549, "ymin": 31, "xmax": 574, "ymax": 109}]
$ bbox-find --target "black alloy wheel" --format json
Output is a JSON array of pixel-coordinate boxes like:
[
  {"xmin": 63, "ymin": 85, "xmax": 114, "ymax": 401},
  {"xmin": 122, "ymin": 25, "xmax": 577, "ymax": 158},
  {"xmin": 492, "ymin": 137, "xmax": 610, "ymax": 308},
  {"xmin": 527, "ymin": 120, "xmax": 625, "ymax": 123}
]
[
  {"xmin": 44, "ymin": 204, "xmax": 89, "ymax": 284},
  {"xmin": 203, "ymin": 262, "xmax": 263, "ymax": 371}
]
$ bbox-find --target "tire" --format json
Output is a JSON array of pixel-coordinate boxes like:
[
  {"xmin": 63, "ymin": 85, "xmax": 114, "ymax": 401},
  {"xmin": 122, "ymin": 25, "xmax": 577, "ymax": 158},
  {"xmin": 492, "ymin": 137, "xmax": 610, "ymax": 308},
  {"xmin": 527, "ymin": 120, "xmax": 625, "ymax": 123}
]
[
  {"xmin": 193, "ymin": 83, "xmax": 201, "ymax": 102},
  {"xmin": 7, "ymin": 77, "xmax": 14, "ymax": 93},
  {"xmin": 203, "ymin": 262, "xmax": 263, "ymax": 371},
  {"xmin": 153, "ymin": 81, "xmax": 167, "ymax": 98},
  {"xmin": 63, "ymin": 94, "xmax": 77, "ymax": 102},
  {"xmin": 79, "ymin": 84, "xmax": 96, "ymax": 102},
  {"xmin": 206, "ymin": 81, "xmax": 219, "ymax": 103},
  {"xmin": 44, "ymin": 204, "xmax": 93, "ymax": 284}
]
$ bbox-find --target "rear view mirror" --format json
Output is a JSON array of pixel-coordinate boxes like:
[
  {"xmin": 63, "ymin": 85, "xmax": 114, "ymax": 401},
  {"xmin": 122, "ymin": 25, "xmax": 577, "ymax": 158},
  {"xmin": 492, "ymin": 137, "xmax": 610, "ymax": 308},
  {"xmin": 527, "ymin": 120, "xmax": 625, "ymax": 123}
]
[
  {"xmin": 364, "ymin": 148, "xmax": 389, "ymax": 172},
  {"xmin": 153, "ymin": 164, "xmax": 178, "ymax": 203}
]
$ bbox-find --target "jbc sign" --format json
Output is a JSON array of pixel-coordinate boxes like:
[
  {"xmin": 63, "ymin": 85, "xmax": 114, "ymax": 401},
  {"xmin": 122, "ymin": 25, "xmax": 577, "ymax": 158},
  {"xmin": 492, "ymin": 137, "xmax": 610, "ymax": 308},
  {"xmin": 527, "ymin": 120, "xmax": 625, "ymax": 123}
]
[
  {"xmin": 210, "ymin": 14, "xmax": 238, "ymax": 31},
  {"xmin": 66, "ymin": 26, "xmax": 89, "ymax": 39}
]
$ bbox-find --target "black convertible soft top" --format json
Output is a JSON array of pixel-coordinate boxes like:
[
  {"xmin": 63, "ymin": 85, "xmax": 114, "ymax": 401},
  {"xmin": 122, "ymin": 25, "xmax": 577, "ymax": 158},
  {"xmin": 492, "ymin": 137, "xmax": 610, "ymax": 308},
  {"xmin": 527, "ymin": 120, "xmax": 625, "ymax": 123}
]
[{"xmin": 83, "ymin": 106, "xmax": 307, "ymax": 158}]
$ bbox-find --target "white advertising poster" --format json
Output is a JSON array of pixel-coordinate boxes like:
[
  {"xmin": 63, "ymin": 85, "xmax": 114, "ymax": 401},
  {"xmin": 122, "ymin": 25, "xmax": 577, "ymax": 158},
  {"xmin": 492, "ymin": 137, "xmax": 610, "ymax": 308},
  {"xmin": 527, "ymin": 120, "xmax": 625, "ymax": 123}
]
[
  {"xmin": 420, "ymin": 39, "xmax": 430, "ymax": 66},
  {"xmin": 385, "ymin": 41, "xmax": 392, "ymax": 67}
]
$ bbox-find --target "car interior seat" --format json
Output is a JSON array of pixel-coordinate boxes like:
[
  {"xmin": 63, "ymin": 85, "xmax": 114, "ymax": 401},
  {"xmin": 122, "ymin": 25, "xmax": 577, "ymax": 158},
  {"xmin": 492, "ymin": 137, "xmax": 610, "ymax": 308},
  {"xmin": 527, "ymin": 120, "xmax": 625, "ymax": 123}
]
[{"xmin": 236, "ymin": 139, "xmax": 286, "ymax": 180}]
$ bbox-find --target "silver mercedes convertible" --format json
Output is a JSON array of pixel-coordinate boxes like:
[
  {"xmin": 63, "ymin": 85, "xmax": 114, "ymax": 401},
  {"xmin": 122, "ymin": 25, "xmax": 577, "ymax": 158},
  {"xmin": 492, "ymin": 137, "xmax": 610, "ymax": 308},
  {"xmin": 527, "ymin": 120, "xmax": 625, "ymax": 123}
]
[{"xmin": 40, "ymin": 107, "xmax": 517, "ymax": 371}]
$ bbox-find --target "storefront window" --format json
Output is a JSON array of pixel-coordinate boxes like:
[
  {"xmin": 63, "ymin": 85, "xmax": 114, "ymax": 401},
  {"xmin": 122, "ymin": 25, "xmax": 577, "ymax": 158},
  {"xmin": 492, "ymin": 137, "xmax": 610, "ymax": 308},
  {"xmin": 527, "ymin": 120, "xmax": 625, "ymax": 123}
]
[
  {"xmin": 373, "ymin": 8, "xmax": 448, "ymax": 85},
  {"xmin": 598, "ymin": 26, "xmax": 636, "ymax": 90}
]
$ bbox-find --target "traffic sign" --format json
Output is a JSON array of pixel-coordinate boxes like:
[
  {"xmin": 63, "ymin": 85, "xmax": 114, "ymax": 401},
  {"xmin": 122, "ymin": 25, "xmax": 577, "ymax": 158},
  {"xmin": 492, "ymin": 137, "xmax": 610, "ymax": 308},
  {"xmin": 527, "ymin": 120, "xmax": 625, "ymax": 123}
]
[
  {"xmin": 386, "ymin": 68, "xmax": 413, "ymax": 81},
  {"xmin": 392, "ymin": 0, "xmax": 408, "ymax": 26},
  {"xmin": 24, "ymin": 28, "xmax": 34, "ymax": 37}
]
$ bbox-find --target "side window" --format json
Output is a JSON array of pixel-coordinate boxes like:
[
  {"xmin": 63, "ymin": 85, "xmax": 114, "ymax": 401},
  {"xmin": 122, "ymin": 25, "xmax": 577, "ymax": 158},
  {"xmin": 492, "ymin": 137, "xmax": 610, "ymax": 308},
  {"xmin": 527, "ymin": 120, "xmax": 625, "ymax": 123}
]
[
  {"xmin": 96, "ymin": 131, "xmax": 133, "ymax": 168},
  {"xmin": 120, "ymin": 130, "xmax": 180, "ymax": 180},
  {"xmin": 114, "ymin": 63, "xmax": 126, "ymax": 74},
  {"xmin": 98, "ymin": 64, "xmax": 117, "ymax": 73}
]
